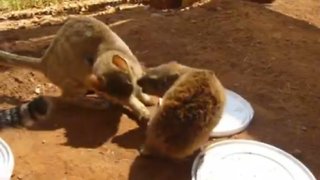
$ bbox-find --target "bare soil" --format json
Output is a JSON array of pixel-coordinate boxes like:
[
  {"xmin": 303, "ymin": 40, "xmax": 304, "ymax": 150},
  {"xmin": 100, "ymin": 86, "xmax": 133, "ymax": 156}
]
[{"xmin": 0, "ymin": 0, "xmax": 320, "ymax": 179}]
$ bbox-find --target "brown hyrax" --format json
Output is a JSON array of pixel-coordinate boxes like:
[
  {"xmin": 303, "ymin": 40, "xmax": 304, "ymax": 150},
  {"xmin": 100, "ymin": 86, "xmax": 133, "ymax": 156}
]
[
  {"xmin": 0, "ymin": 16, "xmax": 155, "ymax": 129},
  {"xmin": 137, "ymin": 61, "xmax": 226, "ymax": 160}
]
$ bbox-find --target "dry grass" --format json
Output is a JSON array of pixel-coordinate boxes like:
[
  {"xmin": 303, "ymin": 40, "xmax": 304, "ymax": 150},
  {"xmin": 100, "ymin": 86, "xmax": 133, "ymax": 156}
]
[{"xmin": 0, "ymin": 0, "xmax": 73, "ymax": 11}]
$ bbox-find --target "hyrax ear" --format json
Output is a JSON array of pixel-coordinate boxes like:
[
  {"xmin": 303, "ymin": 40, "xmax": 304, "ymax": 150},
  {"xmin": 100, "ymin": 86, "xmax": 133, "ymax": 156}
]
[
  {"xmin": 112, "ymin": 55, "xmax": 129, "ymax": 72},
  {"xmin": 168, "ymin": 61, "xmax": 178, "ymax": 65},
  {"xmin": 140, "ymin": 62, "xmax": 148, "ymax": 72}
]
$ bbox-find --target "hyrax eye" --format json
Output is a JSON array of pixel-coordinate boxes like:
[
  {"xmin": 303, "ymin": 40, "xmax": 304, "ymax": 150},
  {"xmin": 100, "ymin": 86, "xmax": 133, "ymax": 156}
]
[
  {"xmin": 85, "ymin": 56, "xmax": 95, "ymax": 66},
  {"xmin": 148, "ymin": 75, "xmax": 158, "ymax": 80}
]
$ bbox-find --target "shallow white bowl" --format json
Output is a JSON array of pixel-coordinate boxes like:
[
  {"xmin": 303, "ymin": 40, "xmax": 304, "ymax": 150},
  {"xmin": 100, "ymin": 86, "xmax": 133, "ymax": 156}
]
[
  {"xmin": 192, "ymin": 139, "xmax": 316, "ymax": 180},
  {"xmin": 210, "ymin": 89, "xmax": 254, "ymax": 137},
  {"xmin": 0, "ymin": 138, "xmax": 14, "ymax": 180}
]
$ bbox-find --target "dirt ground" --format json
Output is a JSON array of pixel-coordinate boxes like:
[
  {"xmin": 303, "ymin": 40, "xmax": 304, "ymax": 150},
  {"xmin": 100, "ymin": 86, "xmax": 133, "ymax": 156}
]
[{"xmin": 0, "ymin": 0, "xmax": 320, "ymax": 179}]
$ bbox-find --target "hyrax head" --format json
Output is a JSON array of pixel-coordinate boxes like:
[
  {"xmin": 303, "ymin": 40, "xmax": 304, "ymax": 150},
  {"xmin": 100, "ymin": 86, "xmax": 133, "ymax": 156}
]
[
  {"xmin": 137, "ymin": 61, "xmax": 181, "ymax": 97},
  {"xmin": 85, "ymin": 50, "xmax": 134, "ymax": 100}
]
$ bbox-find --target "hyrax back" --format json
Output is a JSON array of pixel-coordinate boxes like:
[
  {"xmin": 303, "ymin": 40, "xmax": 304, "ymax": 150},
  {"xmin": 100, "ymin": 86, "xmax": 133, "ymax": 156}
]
[
  {"xmin": 141, "ymin": 69, "xmax": 225, "ymax": 159},
  {"xmin": 42, "ymin": 16, "xmax": 139, "ymax": 95}
]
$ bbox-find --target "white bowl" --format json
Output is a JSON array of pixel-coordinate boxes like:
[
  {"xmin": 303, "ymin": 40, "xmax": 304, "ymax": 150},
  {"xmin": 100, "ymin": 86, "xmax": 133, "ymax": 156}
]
[
  {"xmin": 210, "ymin": 89, "xmax": 254, "ymax": 137},
  {"xmin": 192, "ymin": 139, "xmax": 316, "ymax": 180},
  {"xmin": 0, "ymin": 138, "xmax": 14, "ymax": 180}
]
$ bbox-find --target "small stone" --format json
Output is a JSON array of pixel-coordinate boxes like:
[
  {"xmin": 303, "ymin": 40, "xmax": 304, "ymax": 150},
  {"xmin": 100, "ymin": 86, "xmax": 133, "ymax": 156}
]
[
  {"xmin": 42, "ymin": 140, "xmax": 46, "ymax": 144},
  {"xmin": 29, "ymin": 77, "xmax": 35, "ymax": 83},
  {"xmin": 46, "ymin": 83, "xmax": 54, "ymax": 88},
  {"xmin": 24, "ymin": 12, "xmax": 34, "ymax": 18},
  {"xmin": 151, "ymin": 13, "xmax": 163, "ymax": 18},
  {"xmin": 17, "ymin": 23, "xmax": 27, "ymax": 29},
  {"xmin": 40, "ymin": 19, "xmax": 51, "ymax": 26},
  {"xmin": 115, "ymin": 6, "xmax": 121, "ymax": 12},
  {"xmin": 272, "ymin": 32, "xmax": 282, "ymax": 39},
  {"xmin": 291, "ymin": 149, "xmax": 302, "ymax": 158},
  {"xmin": 162, "ymin": 9, "xmax": 169, "ymax": 13},
  {"xmin": 81, "ymin": 7, "xmax": 86, "ymax": 12},
  {"xmin": 301, "ymin": 126, "xmax": 307, "ymax": 131},
  {"xmin": 190, "ymin": 19, "xmax": 197, "ymax": 23},
  {"xmin": 288, "ymin": 25, "xmax": 295, "ymax": 29},
  {"xmin": 0, "ymin": 16, "xmax": 7, "ymax": 21},
  {"xmin": 34, "ymin": 85, "xmax": 42, "ymax": 95},
  {"xmin": 13, "ymin": 77, "xmax": 23, "ymax": 83},
  {"xmin": 234, "ymin": 83, "xmax": 240, "ymax": 87}
]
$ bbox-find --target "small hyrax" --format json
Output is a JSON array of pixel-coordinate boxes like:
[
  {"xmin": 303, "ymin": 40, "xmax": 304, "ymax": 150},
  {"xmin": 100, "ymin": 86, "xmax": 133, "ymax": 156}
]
[
  {"xmin": 0, "ymin": 16, "xmax": 155, "ymax": 129},
  {"xmin": 137, "ymin": 61, "xmax": 226, "ymax": 160}
]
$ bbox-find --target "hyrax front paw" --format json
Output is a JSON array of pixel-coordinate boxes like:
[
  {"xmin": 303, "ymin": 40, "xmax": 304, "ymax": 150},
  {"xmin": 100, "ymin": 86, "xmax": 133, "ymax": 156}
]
[
  {"xmin": 136, "ymin": 108, "xmax": 150, "ymax": 128},
  {"xmin": 128, "ymin": 96, "xmax": 151, "ymax": 128},
  {"xmin": 143, "ymin": 96, "xmax": 160, "ymax": 106},
  {"xmin": 139, "ymin": 144, "xmax": 150, "ymax": 156},
  {"xmin": 139, "ymin": 145, "xmax": 146, "ymax": 154},
  {"xmin": 136, "ymin": 88, "xmax": 159, "ymax": 106}
]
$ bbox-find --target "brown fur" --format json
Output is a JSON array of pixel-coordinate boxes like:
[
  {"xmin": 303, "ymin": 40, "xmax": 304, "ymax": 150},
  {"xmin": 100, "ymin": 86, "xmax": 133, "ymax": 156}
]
[
  {"xmin": 137, "ymin": 61, "xmax": 193, "ymax": 97},
  {"xmin": 138, "ymin": 62, "xmax": 226, "ymax": 159},
  {"xmin": 0, "ymin": 16, "xmax": 155, "ymax": 126}
]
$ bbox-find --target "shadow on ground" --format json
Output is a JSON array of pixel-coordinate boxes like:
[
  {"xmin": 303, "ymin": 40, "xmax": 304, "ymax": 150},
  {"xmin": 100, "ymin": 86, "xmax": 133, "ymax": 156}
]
[
  {"xmin": 29, "ymin": 100, "xmax": 124, "ymax": 148},
  {"xmin": 112, "ymin": 127, "xmax": 145, "ymax": 150},
  {"xmin": 129, "ymin": 156, "xmax": 192, "ymax": 180}
]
